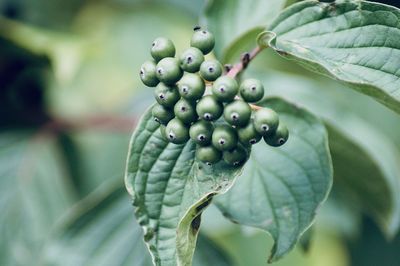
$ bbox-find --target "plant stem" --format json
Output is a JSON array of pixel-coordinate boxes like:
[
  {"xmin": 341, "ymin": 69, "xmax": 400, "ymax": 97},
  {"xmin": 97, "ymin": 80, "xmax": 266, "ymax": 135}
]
[
  {"xmin": 226, "ymin": 46, "xmax": 263, "ymax": 78},
  {"xmin": 226, "ymin": 46, "xmax": 264, "ymax": 111}
]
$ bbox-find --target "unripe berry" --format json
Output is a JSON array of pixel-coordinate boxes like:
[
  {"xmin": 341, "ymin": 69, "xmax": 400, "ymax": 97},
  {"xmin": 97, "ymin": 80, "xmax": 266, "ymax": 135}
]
[
  {"xmin": 196, "ymin": 145, "xmax": 222, "ymax": 165},
  {"xmin": 237, "ymin": 120, "xmax": 262, "ymax": 145},
  {"xmin": 190, "ymin": 30, "xmax": 215, "ymax": 55},
  {"xmin": 223, "ymin": 144, "xmax": 249, "ymax": 166},
  {"xmin": 196, "ymin": 95, "xmax": 223, "ymax": 121},
  {"xmin": 199, "ymin": 60, "xmax": 223, "ymax": 81},
  {"xmin": 151, "ymin": 37, "xmax": 176, "ymax": 62},
  {"xmin": 154, "ymin": 83, "xmax": 180, "ymax": 107},
  {"xmin": 173, "ymin": 98, "xmax": 198, "ymax": 124},
  {"xmin": 152, "ymin": 104, "xmax": 174, "ymax": 125},
  {"xmin": 177, "ymin": 73, "xmax": 205, "ymax": 101},
  {"xmin": 239, "ymin": 78, "xmax": 264, "ymax": 103},
  {"xmin": 139, "ymin": 60, "xmax": 159, "ymax": 87},
  {"xmin": 264, "ymin": 123, "xmax": 289, "ymax": 147},
  {"xmin": 212, "ymin": 76, "xmax": 239, "ymax": 103},
  {"xmin": 180, "ymin": 47, "xmax": 204, "ymax": 73},
  {"xmin": 223, "ymin": 100, "xmax": 251, "ymax": 127},
  {"xmin": 156, "ymin": 57, "xmax": 183, "ymax": 85},
  {"xmin": 253, "ymin": 108, "xmax": 279, "ymax": 136},
  {"xmin": 189, "ymin": 120, "xmax": 213, "ymax": 146},
  {"xmin": 165, "ymin": 118, "xmax": 189, "ymax": 144},
  {"xmin": 212, "ymin": 125, "xmax": 238, "ymax": 151}
]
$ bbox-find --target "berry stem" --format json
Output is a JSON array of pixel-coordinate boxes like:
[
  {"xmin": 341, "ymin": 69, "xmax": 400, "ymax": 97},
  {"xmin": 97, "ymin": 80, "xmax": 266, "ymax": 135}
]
[
  {"xmin": 226, "ymin": 45, "xmax": 264, "ymax": 111},
  {"xmin": 226, "ymin": 46, "xmax": 263, "ymax": 79}
]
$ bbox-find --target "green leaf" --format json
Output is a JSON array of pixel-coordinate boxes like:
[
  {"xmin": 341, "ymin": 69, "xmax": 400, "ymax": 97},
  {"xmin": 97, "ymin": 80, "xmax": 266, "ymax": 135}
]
[
  {"xmin": 125, "ymin": 107, "xmax": 244, "ymax": 266},
  {"xmin": 202, "ymin": 0, "xmax": 287, "ymax": 60},
  {"xmin": 248, "ymin": 69, "xmax": 400, "ymax": 237},
  {"xmin": 215, "ymin": 98, "xmax": 333, "ymax": 262},
  {"xmin": 0, "ymin": 132, "xmax": 77, "ymax": 265},
  {"xmin": 42, "ymin": 180, "xmax": 233, "ymax": 266},
  {"xmin": 264, "ymin": 0, "xmax": 400, "ymax": 113}
]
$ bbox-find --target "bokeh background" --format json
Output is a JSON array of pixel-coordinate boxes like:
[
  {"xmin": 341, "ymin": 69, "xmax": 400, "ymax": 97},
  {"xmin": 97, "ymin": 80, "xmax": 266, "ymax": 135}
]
[{"xmin": 1, "ymin": 0, "xmax": 400, "ymax": 265}]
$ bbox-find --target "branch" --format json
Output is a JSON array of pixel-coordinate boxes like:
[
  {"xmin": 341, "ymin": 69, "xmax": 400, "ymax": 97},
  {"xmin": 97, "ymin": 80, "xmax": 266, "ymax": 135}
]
[
  {"xmin": 226, "ymin": 46, "xmax": 263, "ymax": 78},
  {"xmin": 225, "ymin": 46, "xmax": 264, "ymax": 110}
]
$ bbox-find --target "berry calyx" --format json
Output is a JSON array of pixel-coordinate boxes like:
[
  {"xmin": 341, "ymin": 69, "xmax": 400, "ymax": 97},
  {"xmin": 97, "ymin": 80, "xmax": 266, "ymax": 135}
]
[
  {"xmin": 189, "ymin": 120, "xmax": 214, "ymax": 145},
  {"xmin": 180, "ymin": 47, "xmax": 204, "ymax": 73},
  {"xmin": 223, "ymin": 145, "xmax": 249, "ymax": 166},
  {"xmin": 165, "ymin": 118, "xmax": 190, "ymax": 144},
  {"xmin": 173, "ymin": 98, "xmax": 198, "ymax": 124},
  {"xmin": 253, "ymin": 108, "xmax": 279, "ymax": 136},
  {"xmin": 196, "ymin": 145, "xmax": 222, "ymax": 165},
  {"xmin": 239, "ymin": 78, "xmax": 265, "ymax": 103},
  {"xmin": 264, "ymin": 123, "xmax": 289, "ymax": 147},
  {"xmin": 212, "ymin": 125, "xmax": 238, "ymax": 151},
  {"xmin": 196, "ymin": 95, "xmax": 223, "ymax": 121},
  {"xmin": 177, "ymin": 73, "xmax": 205, "ymax": 101},
  {"xmin": 212, "ymin": 76, "xmax": 239, "ymax": 103},
  {"xmin": 151, "ymin": 37, "xmax": 176, "ymax": 62},
  {"xmin": 152, "ymin": 104, "xmax": 174, "ymax": 125},
  {"xmin": 139, "ymin": 60, "xmax": 159, "ymax": 87},
  {"xmin": 223, "ymin": 100, "xmax": 251, "ymax": 127},
  {"xmin": 199, "ymin": 60, "xmax": 223, "ymax": 81},
  {"xmin": 190, "ymin": 30, "xmax": 215, "ymax": 55},
  {"xmin": 156, "ymin": 57, "xmax": 183, "ymax": 85},
  {"xmin": 154, "ymin": 83, "xmax": 180, "ymax": 107}
]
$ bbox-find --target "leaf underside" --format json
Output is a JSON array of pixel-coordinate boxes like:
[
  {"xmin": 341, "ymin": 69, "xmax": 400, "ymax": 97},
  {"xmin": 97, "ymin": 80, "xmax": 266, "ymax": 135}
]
[
  {"xmin": 215, "ymin": 98, "xmax": 333, "ymax": 262},
  {"xmin": 125, "ymin": 107, "xmax": 243, "ymax": 266},
  {"xmin": 266, "ymin": 0, "xmax": 400, "ymax": 113}
]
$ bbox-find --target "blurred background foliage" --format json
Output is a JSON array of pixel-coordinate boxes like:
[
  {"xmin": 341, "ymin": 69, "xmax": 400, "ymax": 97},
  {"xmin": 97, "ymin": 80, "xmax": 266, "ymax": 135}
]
[{"xmin": 1, "ymin": 0, "xmax": 400, "ymax": 265}]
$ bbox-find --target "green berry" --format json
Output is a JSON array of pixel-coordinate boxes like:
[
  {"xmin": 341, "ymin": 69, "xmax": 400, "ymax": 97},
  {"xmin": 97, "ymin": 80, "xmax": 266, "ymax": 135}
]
[
  {"xmin": 189, "ymin": 120, "xmax": 213, "ymax": 145},
  {"xmin": 223, "ymin": 145, "xmax": 248, "ymax": 166},
  {"xmin": 196, "ymin": 145, "xmax": 222, "ymax": 165},
  {"xmin": 180, "ymin": 47, "xmax": 204, "ymax": 73},
  {"xmin": 152, "ymin": 104, "xmax": 174, "ymax": 125},
  {"xmin": 212, "ymin": 125, "xmax": 238, "ymax": 151},
  {"xmin": 156, "ymin": 57, "xmax": 183, "ymax": 85},
  {"xmin": 237, "ymin": 121, "xmax": 262, "ymax": 146},
  {"xmin": 177, "ymin": 73, "xmax": 205, "ymax": 101},
  {"xmin": 160, "ymin": 125, "xmax": 167, "ymax": 139},
  {"xmin": 253, "ymin": 108, "xmax": 279, "ymax": 136},
  {"xmin": 139, "ymin": 60, "xmax": 159, "ymax": 87},
  {"xmin": 223, "ymin": 100, "xmax": 251, "ymax": 127},
  {"xmin": 239, "ymin": 78, "xmax": 264, "ymax": 103},
  {"xmin": 165, "ymin": 118, "xmax": 189, "ymax": 144},
  {"xmin": 190, "ymin": 30, "xmax": 215, "ymax": 55},
  {"xmin": 196, "ymin": 95, "xmax": 223, "ymax": 121},
  {"xmin": 264, "ymin": 123, "xmax": 289, "ymax": 147},
  {"xmin": 173, "ymin": 98, "xmax": 198, "ymax": 124},
  {"xmin": 154, "ymin": 83, "xmax": 180, "ymax": 107},
  {"xmin": 199, "ymin": 60, "xmax": 223, "ymax": 81},
  {"xmin": 212, "ymin": 76, "xmax": 238, "ymax": 102},
  {"xmin": 151, "ymin": 37, "xmax": 176, "ymax": 62}
]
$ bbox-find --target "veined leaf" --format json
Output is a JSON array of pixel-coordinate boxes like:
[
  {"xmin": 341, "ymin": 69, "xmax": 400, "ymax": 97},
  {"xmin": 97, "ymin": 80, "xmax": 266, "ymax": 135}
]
[
  {"xmin": 215, "ymin": 98, "xmax": 333, "ymax": 262},
  {"xmin": 202, "ymin": 0, "xmax": 287, "ymax": 60},
  {"xmin": 263, "ymin": 0, "xmax": 400, "ymax": 113},
  {"xmin": 248, "ymin": 69, "xmax": 400, "ymax": 237},
  {"xmin": 0, "ymin": 132, "xmax": 77, "ymax": 265},
  {"xmin": 42, "ymin": 181, "xmax": 232, "ymax": 266},
  {"xmin": 124, "ymin": 107, "xmax": 243, "ymax": 266}
]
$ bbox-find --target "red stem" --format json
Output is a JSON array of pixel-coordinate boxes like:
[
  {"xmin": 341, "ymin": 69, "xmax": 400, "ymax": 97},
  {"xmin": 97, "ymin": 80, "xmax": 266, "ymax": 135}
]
[{"xmin": 226, "ymin": 46, "xmax": 263, "ymax": 78}]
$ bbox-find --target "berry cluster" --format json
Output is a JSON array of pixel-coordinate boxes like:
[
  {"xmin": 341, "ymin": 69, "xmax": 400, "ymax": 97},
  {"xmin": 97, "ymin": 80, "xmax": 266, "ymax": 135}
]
[{"xmin": 139, "ymin": 28, "xmax": 289, "ymax": 166}]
